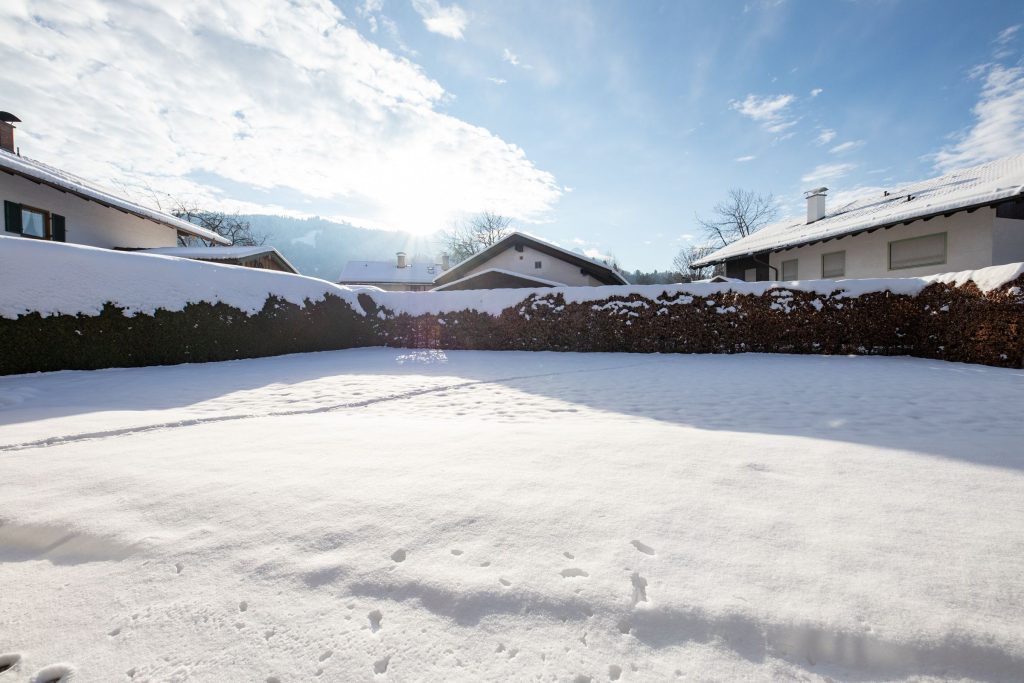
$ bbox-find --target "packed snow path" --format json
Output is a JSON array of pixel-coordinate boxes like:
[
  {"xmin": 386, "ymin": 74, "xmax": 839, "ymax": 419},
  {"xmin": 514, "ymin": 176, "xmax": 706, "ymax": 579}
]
[{"xmin": 1, "ymin": 350, "xmax": 1023, "ymax": 682}]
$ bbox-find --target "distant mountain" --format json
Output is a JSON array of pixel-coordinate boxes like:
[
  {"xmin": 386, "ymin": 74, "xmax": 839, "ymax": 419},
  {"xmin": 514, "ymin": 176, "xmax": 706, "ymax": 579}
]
[{"xmin": 242, "ymin": 214, "xmax": 440, "ymax": 279}]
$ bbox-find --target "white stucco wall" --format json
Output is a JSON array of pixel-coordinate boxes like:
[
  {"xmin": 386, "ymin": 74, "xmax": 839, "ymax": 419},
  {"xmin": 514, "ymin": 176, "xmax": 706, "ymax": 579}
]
[
  {"xmin": 767, "ymin": 208, "xmax": 997, "ymax": 280},
  {"xmin": 460, "ymin": 244, "xmax": 604, "ymax": 286},
  {"xmin": 1, "ymin": 172, "xmax": 177, "ymax": 248}
]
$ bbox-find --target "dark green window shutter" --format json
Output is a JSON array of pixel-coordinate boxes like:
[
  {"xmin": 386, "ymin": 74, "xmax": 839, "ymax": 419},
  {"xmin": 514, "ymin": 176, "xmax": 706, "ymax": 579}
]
[
  {"xmin": 4, "ymin": 200, "xmax": 22, "ymax": 234},
  {"xmin": 52, "ymin": 214, "xmax": 66, "ymax": 242}
]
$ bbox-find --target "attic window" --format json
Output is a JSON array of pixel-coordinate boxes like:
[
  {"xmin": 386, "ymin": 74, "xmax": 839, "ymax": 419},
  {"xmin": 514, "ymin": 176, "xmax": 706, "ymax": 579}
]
[
  {"xmin": 514, "ymin": 244, "xmax": 524, "ymax": 252},
  {"xmin": 534, "ymin": 260, "xmax": 542, "ymax": 269}
]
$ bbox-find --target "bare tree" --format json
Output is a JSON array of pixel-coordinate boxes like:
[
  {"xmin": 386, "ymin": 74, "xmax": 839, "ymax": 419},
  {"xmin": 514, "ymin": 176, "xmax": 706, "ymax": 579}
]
[
  {"xmin": 697, "ymin": 188, "xmax": 778, "ymax": 248},
  {"xmin": 672, "ymin": 244, "xmax": 719, "ymax": 281},
  {"xmin": 172, "ymin": 201, "xmax": 266, "ymax": 247},
  {"xmin": 440, "ymin": 211, "xmax": 514, "ymax": 263}
]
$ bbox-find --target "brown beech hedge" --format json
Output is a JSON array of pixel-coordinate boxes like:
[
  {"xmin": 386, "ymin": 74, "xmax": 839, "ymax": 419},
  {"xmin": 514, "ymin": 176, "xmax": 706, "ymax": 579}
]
[{"xmin": 3, "ymin": 276, "xmax": 1022, "ymax": 376}]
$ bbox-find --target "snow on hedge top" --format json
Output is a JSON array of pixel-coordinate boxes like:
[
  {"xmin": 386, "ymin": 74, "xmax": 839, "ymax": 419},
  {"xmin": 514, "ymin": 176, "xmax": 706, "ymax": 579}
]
[
  {"xmin": 1, "ymin": 236, "xmax": 1022, "ymax": 320},
  {"xmin": 0, "ymin": 237, "xmax": 358, "ymax": 319},
  {"xmin": 0, "ymin": 149, "xmax": 229, "ymax": 245},
  {"xmin": 695, "ymin": 153, "xmax": 1024, "ymax": 265}
]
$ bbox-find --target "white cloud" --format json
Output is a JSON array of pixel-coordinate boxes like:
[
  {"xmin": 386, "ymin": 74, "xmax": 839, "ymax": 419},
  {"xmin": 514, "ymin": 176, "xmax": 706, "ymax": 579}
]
[
  {"xmin": 934, "ymin": 63, "xmax": 1024, "ymax": 172},
  {"xmin": 582, "ymin": 247, "xmax": 611, "ymax": 262},
  {"xmin": 730, "ymin": 93, "xmax": 797, "ymax": 133},
  {"xmin": 410, "ymin": 0, "xmax": 467, "ymax": 39},
  {"xmin": 502, "ymin": 48, "xmax": 520, "ymax": 66},
  {"xmin": 809, "ymin": 88, "xmax": 822, "ymax": 98},
  {"xmin": 800, "ymin": 163, "xmax": 856, "ymax": 184},
  {"xmin": 995, "ymin": 24, "xmax": 1020, "ymax": 45},
  {"xmin": 829, "ymin": 140, "xmax": 864, "ymax": 154},
  {"xmin": 486, "ymin": 76, "xmax": 506, "ymax": 85},
  {"xmin": 735, "ymin": 155, "xmax": 756, "ymax": 162},
  {"xmin": 815, "ymin": 128, "xmax": 837, "ymax": 145},
  {"xmin": 0, "ymin": 0, "xmax": 559, "ymax": 234}
]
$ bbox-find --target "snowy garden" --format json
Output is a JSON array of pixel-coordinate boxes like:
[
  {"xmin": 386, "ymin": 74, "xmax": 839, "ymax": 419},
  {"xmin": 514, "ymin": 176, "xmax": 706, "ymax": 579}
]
[{"xmin": 2, "ymin": 347, "xmax": 1023, "ymax": 681}]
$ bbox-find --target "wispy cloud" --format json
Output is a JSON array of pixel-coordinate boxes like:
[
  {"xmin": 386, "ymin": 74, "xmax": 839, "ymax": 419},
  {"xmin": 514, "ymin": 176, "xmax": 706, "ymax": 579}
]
[
  {"xmin": 486, "ymin": 76, "xmax": 506, "ymax": 85},
  {"xmin": 809, "ymin": 88, "xmax": 823, "ymax": 98},
  {"xmin": 830, "ymin": 140, "xmax": 864, "ymax": 154},
  {"xmin": 994, "ymin": 23, "xmax": 1021, "ymax": 59},
  {"xmin": 815, "ymin": 128, "xmax": 837, "ymax": 145},
  {"xmin": 934, "ymin": 63, "xmax": 1024, "ymax": 171},
  {"xmin": 0, "ymin": 0, "xmax": 560, "ymax": 233},
  {"xmin": 502, "ymin": 48, "xmax": 520, "ymax": 66},
  {"xmin": 801, "ymin": 163, "xmax": 856, "ymax": 184},
  {"xmin": 410, "ymin": 0, "xmax": 468, "ymax": 39},
  {"xmin": 730, "ymin": 93, "xmax": 797, "ymax": 133},
  {"xmin": 736, "ymin": 155, "xmax": 757, "ymax": 162}
]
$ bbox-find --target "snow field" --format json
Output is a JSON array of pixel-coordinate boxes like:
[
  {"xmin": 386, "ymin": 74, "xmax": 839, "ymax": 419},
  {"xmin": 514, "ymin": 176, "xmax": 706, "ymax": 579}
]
[{"xmin": 1, "ymin": 350, "xmax": 1023, "ymax": 682}]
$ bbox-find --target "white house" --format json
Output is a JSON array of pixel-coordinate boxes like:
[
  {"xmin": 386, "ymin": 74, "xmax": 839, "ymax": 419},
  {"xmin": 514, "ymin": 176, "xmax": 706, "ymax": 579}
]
[
  {"xmin": 693, "ymin": 154, "xmax": 1024, "ymax": 281},
  {"xmin": 1, "ymin": 113, "xmax": 227, "ymax": 249},
  {"xmin": 430, "ymin": 232, "xmax": 628, "ymax": 290}
]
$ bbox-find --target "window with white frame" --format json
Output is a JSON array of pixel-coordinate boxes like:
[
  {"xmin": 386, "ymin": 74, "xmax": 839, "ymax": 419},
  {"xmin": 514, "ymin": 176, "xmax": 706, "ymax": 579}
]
[
  {"xmin": 821, "ymin": 250, "xmax": 845, "ymax": 278},
  {"xmin": 889, "ymin": 232, "xmax": 946, "ymax": 270},
  {"xmin": 781, "ymin": 259, "xmax": 798, "ymax": 280}
]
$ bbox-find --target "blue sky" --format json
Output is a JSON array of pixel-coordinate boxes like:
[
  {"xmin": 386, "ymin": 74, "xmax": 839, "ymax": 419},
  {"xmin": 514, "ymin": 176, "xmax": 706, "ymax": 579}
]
[{"xmin": 2, "ymin": 0, "xmax": 1023, "ymax": 270}]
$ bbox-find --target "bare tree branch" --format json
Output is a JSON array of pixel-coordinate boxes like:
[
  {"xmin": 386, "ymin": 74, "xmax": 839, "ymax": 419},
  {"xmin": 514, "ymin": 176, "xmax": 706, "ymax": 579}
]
[
  {"xmin": 697, "ymin": 188, "xmax": 778, "ymax": 248},
  {"xmin": 440, "ymin": 211, "xmax": 514, "ymax": 263},
  {"xmin": 171, "ymin": 200, "xmax": 266, "ymax": 247}
]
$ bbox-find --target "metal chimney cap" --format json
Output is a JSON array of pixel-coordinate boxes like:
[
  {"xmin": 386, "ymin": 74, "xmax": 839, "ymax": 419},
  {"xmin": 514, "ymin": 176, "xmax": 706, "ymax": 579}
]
[
  {"xmin": 0, "ymin": 112, "xmax": 21, "ymax": 124},
  {"xmin": 803, "ymin": 187, "xmax": 828, "ymax": 197}
]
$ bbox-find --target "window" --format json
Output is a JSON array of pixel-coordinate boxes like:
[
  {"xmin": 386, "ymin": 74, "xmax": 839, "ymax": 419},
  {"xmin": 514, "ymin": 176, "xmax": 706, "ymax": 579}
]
[
  {"xmin": 889, "ymin": 232, "xmax": 946, "ymax": 270},
  {"xmin": 4, "ymin": 201, "xmax": 65, "ymax": 241},
  {"xmin": 821, "ymin": 251, "xmax": 845, "ymax": 278},
  {"xmin": 534, "ymin": 260, "xmax": 542, "ymax": 269},
  {"xmin": 781, "ymin": 259, "xmax": 798, "ymax": 280},
  {"xmin": 744, "ymin": 268, "xmax": 757, "ymax": 282},
  {"xmin": 21, "ymin": 207, "xmax": 48, "ymax": 238}
]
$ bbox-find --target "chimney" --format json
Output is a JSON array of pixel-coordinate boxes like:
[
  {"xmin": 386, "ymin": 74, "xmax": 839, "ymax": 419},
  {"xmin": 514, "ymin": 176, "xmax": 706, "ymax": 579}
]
[
  {"xmin": 804, "ymin": 187, "xmax": 828, "ymax": 223},
  {"xmin": 396, "ymin": 251, "xmax": 407, "ymax": 269},
  {"xmin": 441, "ymin": 252, "xmax": 450, "ymax": 270},
  {"xmin": 0, "ymin": 112, "xmax": 21, "ymax": 153}
]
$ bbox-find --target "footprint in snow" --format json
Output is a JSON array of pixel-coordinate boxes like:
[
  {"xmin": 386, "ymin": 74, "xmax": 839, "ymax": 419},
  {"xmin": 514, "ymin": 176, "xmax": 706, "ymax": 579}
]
[
  {"xmin": 368, "ymin": 610, "xmax": 383, "ymax": 632},
  {"xmin": 631, "ymin": 572, "xmax": 648, "ymax": 605},
  {"xmin": 609, "ymin": 664, "xmax": 623, "ymax": 680},
  {"xmin": 373, "ymin": 656, "xmax": 390, "ymax": 674},
  {"xmin": 564, "ymin": 552, "xmax": 575, "ymax": 559},
  {"xmin": 107, "ymin": 626, "xmax": 121, "ymax": 637},
  {"xmin": 390, "ymin": 549, "xmax": 406, "ymax": 563},
  {"xmin": 499, "ymin": 578, "xmax": 511, "ymax": 587},
  {"xmin": 630, "ymin": 540, "xmax": 655, "ymax": 556},
  {"xmin": 450, "ymin": 549, "xmax": 463, "ymax": 556},
  {"xmin": 560, "ymin": 568, "xmax": 589, "ymax": 578},
  {"xmin": 0, "ymin": 653, "xmax": 21, "ymax": 673},
  {"xmin": 239, "ymin": 601, "xmax": 248, "ymax": 612},
  {"xmin": 174, "ymin": 562, "xmax": 184, "ymax": 575},
  {"xmin": 319, "ymin": 650, "xmax": 333, "ymax": 662},
  {"xmin": 31, "ymin": 664, "xmax": 75, "ymax": 683}
]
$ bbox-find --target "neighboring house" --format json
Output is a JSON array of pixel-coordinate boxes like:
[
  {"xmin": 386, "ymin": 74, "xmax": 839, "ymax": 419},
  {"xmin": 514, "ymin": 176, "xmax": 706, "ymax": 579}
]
[
  {"xmin": 337, "ymin": 252, "xmax": 442, "ymax": 291},
  {"xmin": 1, "ymin": 114, "xmax": 228, "ymax": 249},
  {"xmin": 693, "ymin": 154, "xmax": 1024, "ymax": 281},
  {"xmin": 431, "ymin": 232, "xmax": 628, "ymax": 291},
  {"xmin": 140, "ymin": 246, "xmax": 298, "ymax": 274}
]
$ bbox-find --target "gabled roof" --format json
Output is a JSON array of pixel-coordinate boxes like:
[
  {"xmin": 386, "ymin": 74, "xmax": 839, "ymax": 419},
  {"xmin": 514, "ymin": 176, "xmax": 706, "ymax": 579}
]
[
  {"xmin": 140, "ymin": 246, "xmax": 298, "ymax": 273},
  {"xmin": 337, "ymin": 260, "xmax": 441, "ymax": 284},
  {"xmin": 432, "ymin": 267, "xmax": 564, "ymax": 291},
  {"xmin": 432, "ymin": 232, "xmax": 628, "ymax": 286},
  {"xmin": 694, "ymin": 154, "xmax": 1024, "ymax": 266},
  {"xmin": 0, "ymin": 149, "xmax": 230, "ymax": 245}
]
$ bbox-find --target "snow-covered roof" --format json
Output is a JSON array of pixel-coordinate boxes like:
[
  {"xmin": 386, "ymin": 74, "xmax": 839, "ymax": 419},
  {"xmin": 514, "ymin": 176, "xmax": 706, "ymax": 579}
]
[
  {"xmin": 433, "ymin": 232, "xmax": 629, "ymax": 286},
  {"xmin": 337, "ymin": 260, "xmax": 442, "ymax": 284},
  {"xmin": 431, "ymin": 267, "xmax": 565, "ymax": 291},
  {"xmin": 0, "ymin": 149, "xmax": 230, "ymax": 245},
  {"xmin": 140, "ymin": 246, "xmax": 298, "ymax": 273},
  {"xmin": 694, "ymin": 154, "xmax": 1024, "ymax": 266}
]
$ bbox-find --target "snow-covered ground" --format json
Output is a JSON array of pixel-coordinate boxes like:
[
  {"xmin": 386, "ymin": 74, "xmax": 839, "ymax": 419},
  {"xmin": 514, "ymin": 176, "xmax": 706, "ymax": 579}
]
[{"xmin": 1, "ymin": 349, "xmax": 1023, "ymax": 682}]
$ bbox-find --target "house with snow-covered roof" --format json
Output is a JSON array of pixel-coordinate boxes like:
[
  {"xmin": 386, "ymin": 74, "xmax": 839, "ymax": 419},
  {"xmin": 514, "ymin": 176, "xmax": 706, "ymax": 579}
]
[
  {"xmin": 337, "ymin": 252, "xmax": 444, "ymax": 291},
  {"xmin": 139, "ymin": 246, "xmax": 298, "ymax": 274},
  {"xmin": 431, "ymin": 232, "xmax": 628, "ymax": 290},
  {"xmin": 1, "ymin": 113, "xmax": 228, "ymax": 249},
  {"xmin": 693, "ymin": 154, "xmax": 1024, "ymax": 281}
]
